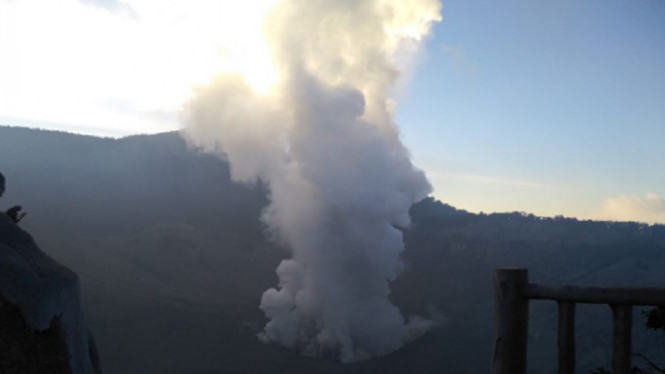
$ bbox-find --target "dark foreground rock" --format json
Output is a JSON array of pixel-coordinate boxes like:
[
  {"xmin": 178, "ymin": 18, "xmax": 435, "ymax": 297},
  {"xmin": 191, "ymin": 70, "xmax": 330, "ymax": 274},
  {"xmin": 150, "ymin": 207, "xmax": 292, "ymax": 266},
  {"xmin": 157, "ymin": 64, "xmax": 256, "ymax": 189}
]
[
  {"xmin": 0, "ymin": 213, "xmax": 98, "ymax": 374},
  {"xmin": 0, "ymin": 294, "xmax": 71, "ymax": 373}
]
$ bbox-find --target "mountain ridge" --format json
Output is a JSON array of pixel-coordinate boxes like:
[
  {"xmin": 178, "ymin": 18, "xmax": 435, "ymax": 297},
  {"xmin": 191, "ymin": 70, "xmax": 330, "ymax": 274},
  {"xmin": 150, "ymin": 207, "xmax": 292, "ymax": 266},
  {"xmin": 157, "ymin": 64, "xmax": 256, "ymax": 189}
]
[{"xmin": 1, "ymin": 125, "xmax": 664, "ymax": 374}]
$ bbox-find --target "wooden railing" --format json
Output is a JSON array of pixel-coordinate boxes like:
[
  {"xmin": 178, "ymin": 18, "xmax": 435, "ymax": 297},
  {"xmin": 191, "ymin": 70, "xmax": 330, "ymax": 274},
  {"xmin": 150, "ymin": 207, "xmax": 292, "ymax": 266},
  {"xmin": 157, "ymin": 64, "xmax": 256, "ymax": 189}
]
[{"xmin": 492, "ymin": 268, "xmax": 665, "ymax": 374}]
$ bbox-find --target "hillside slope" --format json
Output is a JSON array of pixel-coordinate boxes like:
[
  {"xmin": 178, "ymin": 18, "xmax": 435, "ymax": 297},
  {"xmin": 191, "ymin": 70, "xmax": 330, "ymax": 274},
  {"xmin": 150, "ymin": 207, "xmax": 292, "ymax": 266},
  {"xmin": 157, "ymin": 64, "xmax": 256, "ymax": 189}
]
[{"xmin": 1, "ymin": 126, "xmax": 664, "ymax": 374}]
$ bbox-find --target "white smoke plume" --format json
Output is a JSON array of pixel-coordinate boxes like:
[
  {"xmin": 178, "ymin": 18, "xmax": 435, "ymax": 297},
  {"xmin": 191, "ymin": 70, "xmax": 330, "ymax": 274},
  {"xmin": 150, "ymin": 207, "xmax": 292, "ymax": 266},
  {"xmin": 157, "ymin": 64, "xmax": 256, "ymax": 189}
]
[{"xmin": 182, "ymin": 0, "xmax": 442, "ymax": 363}]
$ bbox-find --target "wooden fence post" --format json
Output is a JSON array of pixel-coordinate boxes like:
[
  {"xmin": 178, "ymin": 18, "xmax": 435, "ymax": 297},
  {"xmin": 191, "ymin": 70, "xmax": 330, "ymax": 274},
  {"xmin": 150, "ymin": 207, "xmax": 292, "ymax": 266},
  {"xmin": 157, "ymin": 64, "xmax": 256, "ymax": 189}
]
[
  {"xmin": 611, "ymin": 304, "xmax": 632, "ymax": 374},
  {"xmin": 558, "ymin": 301, "xmax": 576, "ymax": 374},
  {"xmin": 492, "ymin": 268, "xmax": 529, "ymax": 374}
]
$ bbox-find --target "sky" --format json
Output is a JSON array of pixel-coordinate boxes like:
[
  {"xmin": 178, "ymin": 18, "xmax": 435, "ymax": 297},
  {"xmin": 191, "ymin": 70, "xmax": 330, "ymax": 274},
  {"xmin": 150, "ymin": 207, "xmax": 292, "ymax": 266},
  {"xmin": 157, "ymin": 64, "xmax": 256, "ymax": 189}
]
[
  {"xmin": 0, "ymin": 0, "xmax": 663, "ymax": 224},
  {"xmin": 397, "ymin": 0, "xmax": 665, "ymax": 223}
]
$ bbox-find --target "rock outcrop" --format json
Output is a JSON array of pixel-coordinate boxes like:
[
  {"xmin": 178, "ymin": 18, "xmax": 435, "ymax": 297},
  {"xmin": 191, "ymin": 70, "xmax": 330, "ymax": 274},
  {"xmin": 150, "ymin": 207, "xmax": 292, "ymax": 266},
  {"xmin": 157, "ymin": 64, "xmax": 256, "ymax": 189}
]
[{"xmin": 0, "ymin": 213, "xmax": 98, "ymax": 373}]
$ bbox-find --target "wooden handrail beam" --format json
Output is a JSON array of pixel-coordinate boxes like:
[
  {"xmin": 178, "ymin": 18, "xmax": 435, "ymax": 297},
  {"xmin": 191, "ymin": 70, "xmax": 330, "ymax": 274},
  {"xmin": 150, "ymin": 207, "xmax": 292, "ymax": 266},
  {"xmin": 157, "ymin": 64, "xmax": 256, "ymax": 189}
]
[
  {"xmin": 492, "ymin": 268, "xmax": 665, "ymax": 374},
  {"xmin": 523, "ymin": 284, "xmax": 665, "ymax": 306}
]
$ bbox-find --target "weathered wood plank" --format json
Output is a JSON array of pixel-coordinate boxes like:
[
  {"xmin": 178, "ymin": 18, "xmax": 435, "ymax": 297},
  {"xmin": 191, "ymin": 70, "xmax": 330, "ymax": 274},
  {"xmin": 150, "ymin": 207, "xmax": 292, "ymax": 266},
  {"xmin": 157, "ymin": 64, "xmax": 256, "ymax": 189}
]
[
  {"xmin": 491, "ymin": 268, "xmax": 529, "ymax": 374},
  {"xmin": 523, "ymin": 284, "xmax": 665, "ymax": 306},
  {"xmin": 611, "ymin": 304, "xmax": 632, "ymax": 374},
  {"xmin": 558, "ymin": 301, "xmax": 576, "ymax": 374}
]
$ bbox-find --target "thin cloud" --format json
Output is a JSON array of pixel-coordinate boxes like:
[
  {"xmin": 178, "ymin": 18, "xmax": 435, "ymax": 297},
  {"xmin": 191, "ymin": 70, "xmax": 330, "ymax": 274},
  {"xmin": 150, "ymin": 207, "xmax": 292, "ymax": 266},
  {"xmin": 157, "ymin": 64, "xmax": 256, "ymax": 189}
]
[
  {"xmin": 78, "ymin": 0, "xmax": 138, "ymax": 18},
  {"xmin": 588, "ymin": 193, "xmax": 665, "ymax": 225},
  {"xmin": 426, "ymin": 171, "xmax": 559, "ymax": 190},
  {"xmin": 440, "ymin": 44, "xmax": 478, "ymax": 77},
  {"xmin": 102, "ymin": 99, "xmax": 178, "ymax": 125}
]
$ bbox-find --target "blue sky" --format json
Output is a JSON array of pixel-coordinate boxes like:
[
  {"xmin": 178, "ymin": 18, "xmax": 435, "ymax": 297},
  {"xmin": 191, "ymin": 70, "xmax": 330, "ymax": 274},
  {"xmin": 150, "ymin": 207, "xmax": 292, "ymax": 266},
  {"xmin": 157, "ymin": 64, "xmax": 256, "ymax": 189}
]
[
  {"xmin": 1, "ymin": 0, "xmax": 663, "ymax": 223},
  {"xmin": 396, "ymin": 0, "xmax": 665, "ymax": 221}
]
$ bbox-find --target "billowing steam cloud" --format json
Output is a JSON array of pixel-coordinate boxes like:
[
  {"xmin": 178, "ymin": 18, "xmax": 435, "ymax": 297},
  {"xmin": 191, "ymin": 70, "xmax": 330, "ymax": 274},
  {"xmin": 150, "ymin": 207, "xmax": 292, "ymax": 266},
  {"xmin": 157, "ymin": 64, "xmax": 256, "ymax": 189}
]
[{"xmin": 182, "ymin": 0, "xmax": 441, "ymax": 362}]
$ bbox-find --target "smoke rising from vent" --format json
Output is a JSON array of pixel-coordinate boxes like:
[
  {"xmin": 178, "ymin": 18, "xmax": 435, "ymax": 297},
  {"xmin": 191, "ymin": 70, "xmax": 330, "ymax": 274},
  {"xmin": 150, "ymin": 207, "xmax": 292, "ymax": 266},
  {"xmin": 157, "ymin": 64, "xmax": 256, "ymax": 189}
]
[{"xmin": 182, "ymin": 0, "xmax": 441, "ymax": 362}]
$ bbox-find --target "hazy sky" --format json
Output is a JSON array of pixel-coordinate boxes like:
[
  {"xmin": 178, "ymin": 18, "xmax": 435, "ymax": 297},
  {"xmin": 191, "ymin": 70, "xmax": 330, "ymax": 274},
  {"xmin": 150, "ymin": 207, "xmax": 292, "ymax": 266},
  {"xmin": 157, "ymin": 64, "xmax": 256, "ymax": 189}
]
[
  {"xmin": 0, "ymin": 0, "xmax": 663, "ymax": 223},
  {"xmin": 397, "ymin": 0, "xmax": 665, "ymax": 222}
]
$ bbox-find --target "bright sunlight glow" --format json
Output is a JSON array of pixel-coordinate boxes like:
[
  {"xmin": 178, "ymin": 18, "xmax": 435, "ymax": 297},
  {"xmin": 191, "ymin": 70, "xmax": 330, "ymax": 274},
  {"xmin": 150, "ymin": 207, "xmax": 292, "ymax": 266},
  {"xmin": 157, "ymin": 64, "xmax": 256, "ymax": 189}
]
[{"xmin": 0, "ymin": 0, "xmax": 279, "ymax": 135}]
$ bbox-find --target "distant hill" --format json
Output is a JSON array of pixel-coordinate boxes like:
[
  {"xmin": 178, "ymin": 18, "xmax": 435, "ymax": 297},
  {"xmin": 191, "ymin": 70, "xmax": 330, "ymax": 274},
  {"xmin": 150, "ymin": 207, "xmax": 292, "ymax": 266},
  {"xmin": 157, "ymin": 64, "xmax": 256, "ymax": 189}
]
[
  {"xmin": 1, "ymin": 125, "xmax": 664, "ymax": 374},
  {"xmin": 0, "ymin": 126, "xmax": 267, "ymax": 235}
]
